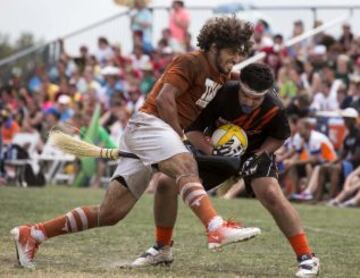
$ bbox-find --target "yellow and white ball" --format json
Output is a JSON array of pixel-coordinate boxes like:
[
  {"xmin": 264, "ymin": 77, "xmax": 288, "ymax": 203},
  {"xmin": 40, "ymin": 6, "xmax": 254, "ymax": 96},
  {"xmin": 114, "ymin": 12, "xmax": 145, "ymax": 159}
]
[{"xmin": 211, "ymin": 124, "xmax": 248, "ymax": 156}]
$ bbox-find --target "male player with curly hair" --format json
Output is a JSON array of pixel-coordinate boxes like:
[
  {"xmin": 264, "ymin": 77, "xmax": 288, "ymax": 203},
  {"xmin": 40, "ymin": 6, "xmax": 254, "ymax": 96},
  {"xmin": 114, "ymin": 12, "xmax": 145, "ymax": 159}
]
[
  {"xmin": 132, "ymin": 63, "xmax": 320, "ymax": 278},
  {"xmin": 11, "ymin": 16, "xmax": 261, "ymax": 269}
]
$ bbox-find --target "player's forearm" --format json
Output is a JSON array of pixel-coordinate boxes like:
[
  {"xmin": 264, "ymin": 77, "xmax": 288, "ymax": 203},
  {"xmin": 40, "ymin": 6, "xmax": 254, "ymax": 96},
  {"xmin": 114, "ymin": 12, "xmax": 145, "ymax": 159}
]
[{"xmin": 186, "ymin": 131, "xmax": 213, "ymax": 155}]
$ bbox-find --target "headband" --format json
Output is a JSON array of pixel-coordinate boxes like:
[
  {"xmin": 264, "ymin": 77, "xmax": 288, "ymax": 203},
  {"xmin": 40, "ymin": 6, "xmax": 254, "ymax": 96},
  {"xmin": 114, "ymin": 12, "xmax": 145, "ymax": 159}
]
[{"xmin": 239, "ymin": 80, "xmax": 268, "ymax": 97}]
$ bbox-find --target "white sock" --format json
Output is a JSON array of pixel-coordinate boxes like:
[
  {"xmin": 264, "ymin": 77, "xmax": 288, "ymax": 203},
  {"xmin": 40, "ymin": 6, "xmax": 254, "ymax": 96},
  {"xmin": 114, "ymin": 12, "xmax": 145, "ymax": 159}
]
[{"xmin": 207, "ymin": 216, "xmax": 224, "ymax": 232}]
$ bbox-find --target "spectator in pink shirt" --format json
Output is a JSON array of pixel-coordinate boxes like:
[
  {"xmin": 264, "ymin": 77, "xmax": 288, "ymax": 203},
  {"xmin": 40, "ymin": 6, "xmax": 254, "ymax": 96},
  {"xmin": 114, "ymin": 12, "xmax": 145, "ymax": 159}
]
[{"xmin": 169, "ymin": 0, "xmax": 190, "ymax": 53}]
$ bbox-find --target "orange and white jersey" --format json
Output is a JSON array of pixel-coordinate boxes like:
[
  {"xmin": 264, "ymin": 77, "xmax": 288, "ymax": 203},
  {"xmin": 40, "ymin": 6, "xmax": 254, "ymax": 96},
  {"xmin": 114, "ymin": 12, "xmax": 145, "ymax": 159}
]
[{"xmin": 293, "ymin": 130, "xmax": 337, "ymax": 162}]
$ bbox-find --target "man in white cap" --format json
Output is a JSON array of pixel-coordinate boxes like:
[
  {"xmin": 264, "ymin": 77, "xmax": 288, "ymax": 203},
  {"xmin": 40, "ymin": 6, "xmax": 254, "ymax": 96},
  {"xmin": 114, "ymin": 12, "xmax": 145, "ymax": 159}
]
[
  {"xmin": 56, "ymin": 95, "xmax": 74, "ymax": 122},
  {"xmin": 316, "ymin": 108, "xmax": 360, "ymax": 202}
]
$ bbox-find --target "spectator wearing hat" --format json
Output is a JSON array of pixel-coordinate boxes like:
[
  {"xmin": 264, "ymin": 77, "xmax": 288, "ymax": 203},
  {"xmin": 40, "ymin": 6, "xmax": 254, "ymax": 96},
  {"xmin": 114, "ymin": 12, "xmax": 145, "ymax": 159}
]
[
  {"xmin": 309, "ymin": 45, "xmax": 328, "ymax": 72},
  {"xmin": 139, "ymin": 62, "xmax": 155, "ymax": 95},
  {"xmin": 99, "ymin": 66, "xmax": 124, "ymax": 108},
  {"xmin": 169, "ymin": 0, "xmax": 190, "ymax": 53},
  {"xmin": 56, "ymin": 95, "xmax": 74, "ymax": 122},
  {"xmin": 304, "ymin": 108, "xmax": 360, "ymax": 202}
]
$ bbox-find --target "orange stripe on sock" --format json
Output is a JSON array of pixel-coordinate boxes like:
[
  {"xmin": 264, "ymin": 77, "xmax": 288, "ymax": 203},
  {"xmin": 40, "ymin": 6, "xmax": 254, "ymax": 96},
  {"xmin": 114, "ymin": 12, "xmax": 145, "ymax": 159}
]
[
  {"xmin": 156, "ymin": 226, "xmax": 173, "ymax": 246},
  {"xmin": 288, "ymin": 233, "xmax": 312, "ymax": 257}
]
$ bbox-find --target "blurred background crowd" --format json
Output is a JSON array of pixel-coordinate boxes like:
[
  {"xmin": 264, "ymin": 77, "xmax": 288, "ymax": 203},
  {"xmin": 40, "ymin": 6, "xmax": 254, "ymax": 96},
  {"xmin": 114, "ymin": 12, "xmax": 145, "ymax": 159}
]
[{"xmin": 1, "ymin": 0, "xmax": 360, "ymax": 208}]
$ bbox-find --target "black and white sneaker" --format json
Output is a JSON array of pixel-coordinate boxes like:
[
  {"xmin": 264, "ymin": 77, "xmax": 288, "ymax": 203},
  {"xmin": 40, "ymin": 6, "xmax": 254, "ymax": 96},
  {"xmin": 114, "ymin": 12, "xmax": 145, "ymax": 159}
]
[
  {"xmin": 296, "ymin": 254, "xmax": 320, "ymax": 277},
  {"xmin": 131, "ymin": 243, "xmax": 173, "ymax": 267}
]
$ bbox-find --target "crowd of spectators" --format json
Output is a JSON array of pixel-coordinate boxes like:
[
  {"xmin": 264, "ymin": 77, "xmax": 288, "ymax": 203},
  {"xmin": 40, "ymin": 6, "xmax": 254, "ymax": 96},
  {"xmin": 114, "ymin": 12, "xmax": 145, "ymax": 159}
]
[{"xmin": 1, "ymin": 1, "xmax": 359, "ymax": 207}]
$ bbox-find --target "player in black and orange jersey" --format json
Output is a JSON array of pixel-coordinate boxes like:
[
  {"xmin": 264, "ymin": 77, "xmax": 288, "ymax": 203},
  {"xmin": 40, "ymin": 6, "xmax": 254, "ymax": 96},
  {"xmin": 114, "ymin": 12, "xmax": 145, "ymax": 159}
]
[
  {"xmin": 10, "ymin": 16, "xmax": 260, "ymax": 269},
  {"xmin": 132, "ymin": 63, "xmax": 320, "ymax": 278}
]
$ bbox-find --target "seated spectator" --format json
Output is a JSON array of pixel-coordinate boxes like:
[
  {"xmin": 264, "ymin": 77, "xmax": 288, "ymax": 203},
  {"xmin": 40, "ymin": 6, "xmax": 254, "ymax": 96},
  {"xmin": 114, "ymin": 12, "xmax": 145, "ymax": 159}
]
[
  {"xmin": 288, "ymin": 118, "xmax": 337, "ymax": 200},
  {"xmin": 1, "ymin": 109, "xmax": 20, "ymax": 145},
  {"xmin": 303, "ymin": 108, "xmax": 360, "ymax": 201},
  {"xmin": 327, "ymin": 165, "xmax": 360, "ymax": 207}
]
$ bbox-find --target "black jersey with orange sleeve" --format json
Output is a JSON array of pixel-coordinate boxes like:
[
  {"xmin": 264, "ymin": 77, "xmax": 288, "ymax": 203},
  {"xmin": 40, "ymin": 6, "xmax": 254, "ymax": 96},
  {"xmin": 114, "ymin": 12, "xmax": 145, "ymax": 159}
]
[{"xmin": 186, "ymin": 81, "xmax": 291, "ymax": 154}]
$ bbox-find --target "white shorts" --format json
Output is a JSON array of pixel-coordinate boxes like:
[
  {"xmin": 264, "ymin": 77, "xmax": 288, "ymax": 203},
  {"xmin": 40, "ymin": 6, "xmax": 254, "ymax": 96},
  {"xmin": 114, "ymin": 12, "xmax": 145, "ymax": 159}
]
[{"xmin": 111, "ymin": 112, "xmax": 189, "ymax": 199}]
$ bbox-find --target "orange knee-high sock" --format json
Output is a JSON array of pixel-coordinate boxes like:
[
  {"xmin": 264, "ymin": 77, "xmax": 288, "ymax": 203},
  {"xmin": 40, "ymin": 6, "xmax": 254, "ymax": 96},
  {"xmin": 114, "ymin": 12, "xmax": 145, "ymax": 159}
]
[
  {"xmin": 179, "ymin": 182, "xmax": 219, "ymax": 229},
  {"xmin": 38, "ymin": 206, "xmax": 99, "ymax": 239},
  {"xmin": 288, "ymin": 233, "xmax": 313, "ymax": 257},
  {"xmin": 156, "ymin": 226, "xmax": 173, "ymax": 246}
]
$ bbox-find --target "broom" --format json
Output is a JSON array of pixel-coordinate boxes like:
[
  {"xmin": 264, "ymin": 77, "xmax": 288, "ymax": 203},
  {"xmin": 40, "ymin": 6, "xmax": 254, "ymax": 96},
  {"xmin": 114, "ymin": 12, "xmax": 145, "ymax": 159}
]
[{"xmin": 48, "ymin": 129, "xmax": 139, "ymax": 160}]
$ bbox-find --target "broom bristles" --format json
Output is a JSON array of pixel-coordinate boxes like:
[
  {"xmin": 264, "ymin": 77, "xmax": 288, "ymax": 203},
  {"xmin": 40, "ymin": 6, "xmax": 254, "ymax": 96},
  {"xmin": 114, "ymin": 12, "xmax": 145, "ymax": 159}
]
[{"xmin": 49, "ymin": 130, "xmax": 119, "ymax": 159}]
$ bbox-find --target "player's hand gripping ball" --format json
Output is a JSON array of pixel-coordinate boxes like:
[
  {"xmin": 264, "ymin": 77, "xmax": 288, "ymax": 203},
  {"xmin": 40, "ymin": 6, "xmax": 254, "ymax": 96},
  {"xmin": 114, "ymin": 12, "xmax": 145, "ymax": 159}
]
[{"xmin": 211, "ymin": 124, "xmax": 248, "ymax": 157}]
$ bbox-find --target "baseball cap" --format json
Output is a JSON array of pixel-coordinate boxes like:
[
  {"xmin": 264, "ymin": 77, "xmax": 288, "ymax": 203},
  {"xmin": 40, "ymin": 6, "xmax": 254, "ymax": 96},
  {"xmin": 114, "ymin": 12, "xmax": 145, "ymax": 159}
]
[
  {"xmin": 341, "ymin": 108, "xmax": 359, "ymax": 118},
  {"xmin": 58, "ymin": 94, "xmax": 71, "ymax": 105}
]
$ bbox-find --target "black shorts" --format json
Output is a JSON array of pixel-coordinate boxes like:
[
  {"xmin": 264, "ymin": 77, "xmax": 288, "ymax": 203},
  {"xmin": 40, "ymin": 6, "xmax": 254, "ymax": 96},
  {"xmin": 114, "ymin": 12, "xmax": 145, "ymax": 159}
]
[{"xmin": 242, "ymin": 153, "xmax": 278, "ymax": 195}]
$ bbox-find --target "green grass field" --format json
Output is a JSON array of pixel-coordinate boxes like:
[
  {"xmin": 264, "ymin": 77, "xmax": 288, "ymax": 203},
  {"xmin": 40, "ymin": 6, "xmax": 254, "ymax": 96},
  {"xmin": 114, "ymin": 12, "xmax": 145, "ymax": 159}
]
[{"xmin": 1, "ymin": 186, "xmax": 359, "ymax": 277}]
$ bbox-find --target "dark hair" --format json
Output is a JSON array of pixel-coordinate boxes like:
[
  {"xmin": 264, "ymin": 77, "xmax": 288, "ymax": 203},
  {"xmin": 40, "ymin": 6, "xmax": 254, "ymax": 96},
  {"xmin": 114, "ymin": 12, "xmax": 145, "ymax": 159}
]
[
  {"xmin": 288, "ymin": 114, "xmax": 299, "ymax": 125},
  {"xmin": 240, "ymin": 63, "xmax": 274, "ymax": 92},
  {"xmin": 173, "ymin": 1, "xmax": 184, "ymax": 7},
  {"xmin": 98, "ymin": 37, "xmax": 109, "ymax": 45},
  {"xmin": 197, "ymin": 15, "xmax": 253, "ymax": 55}
]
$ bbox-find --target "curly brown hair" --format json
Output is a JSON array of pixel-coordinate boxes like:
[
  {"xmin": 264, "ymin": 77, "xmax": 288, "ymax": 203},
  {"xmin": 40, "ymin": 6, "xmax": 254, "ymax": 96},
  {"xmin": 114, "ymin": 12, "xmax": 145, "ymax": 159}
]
[{"xmin": 197, "ymin": 15, "xmax": 253, "ymax": 55}]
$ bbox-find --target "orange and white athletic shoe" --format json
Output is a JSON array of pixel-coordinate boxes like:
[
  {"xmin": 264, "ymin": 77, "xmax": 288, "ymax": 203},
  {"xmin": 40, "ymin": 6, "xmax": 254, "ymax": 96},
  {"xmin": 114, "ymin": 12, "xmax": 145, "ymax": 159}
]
[
  {"xmin": 10, "ymin": 225, "xmax": 42, "ymax": 269},
  {"xmin": 207, "ymin": 220, "xmax": 261, "ymax": 250}
]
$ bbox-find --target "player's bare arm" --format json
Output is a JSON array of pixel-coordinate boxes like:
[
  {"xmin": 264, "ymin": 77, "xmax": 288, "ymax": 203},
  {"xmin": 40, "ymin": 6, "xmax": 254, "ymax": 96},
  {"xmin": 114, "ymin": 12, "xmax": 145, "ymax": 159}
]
[
  {"xmin": 156, "ymin": 83, "xmax": 184, "ymax": 137},
  {"xmin": 186, "ymin": 131, "xmax": 213, "ymax": 155}
]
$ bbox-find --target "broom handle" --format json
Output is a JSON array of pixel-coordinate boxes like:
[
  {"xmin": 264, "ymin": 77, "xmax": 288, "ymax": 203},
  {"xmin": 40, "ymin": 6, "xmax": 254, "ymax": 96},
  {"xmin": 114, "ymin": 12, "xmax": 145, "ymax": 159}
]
[
  {"xmin": 99, "ymin": 148, "xmax": 140, "ymax": 160},
  {"xmin": 118, "ymin": 150, "xmax": 139, "ymax": 159}
]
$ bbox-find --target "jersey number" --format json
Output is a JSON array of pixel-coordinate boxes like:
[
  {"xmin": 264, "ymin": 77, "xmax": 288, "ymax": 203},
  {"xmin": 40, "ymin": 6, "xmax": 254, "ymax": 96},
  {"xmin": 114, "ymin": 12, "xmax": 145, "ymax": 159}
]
[{"xmin": 196, "ymin": 78, "xmax": 222, "ymax": 108}]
